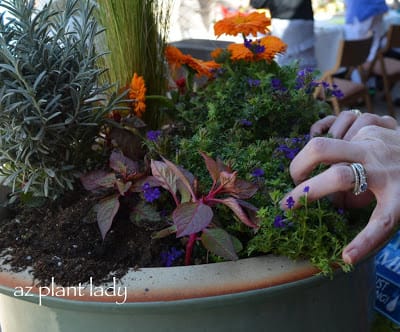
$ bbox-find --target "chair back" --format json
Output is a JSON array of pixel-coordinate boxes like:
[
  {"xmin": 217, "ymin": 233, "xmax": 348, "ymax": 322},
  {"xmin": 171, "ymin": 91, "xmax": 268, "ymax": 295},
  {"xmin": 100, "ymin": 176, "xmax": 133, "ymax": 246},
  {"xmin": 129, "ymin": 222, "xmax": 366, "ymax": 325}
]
[
  {"xmin": 385, "ymin": 24, "xmax": 400, "ymax": 50},
  {"xmin": 336, "ymin": 36, "xmax": 373, "ymax": 69}
]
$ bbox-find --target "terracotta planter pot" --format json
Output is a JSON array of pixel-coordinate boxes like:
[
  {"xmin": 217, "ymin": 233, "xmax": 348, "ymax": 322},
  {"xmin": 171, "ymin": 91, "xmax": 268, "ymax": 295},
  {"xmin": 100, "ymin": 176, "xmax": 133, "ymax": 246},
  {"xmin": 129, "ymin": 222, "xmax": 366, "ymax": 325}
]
[{"xmin": 0, "ymin": 254, "xmax": 375, "ymax": 332}]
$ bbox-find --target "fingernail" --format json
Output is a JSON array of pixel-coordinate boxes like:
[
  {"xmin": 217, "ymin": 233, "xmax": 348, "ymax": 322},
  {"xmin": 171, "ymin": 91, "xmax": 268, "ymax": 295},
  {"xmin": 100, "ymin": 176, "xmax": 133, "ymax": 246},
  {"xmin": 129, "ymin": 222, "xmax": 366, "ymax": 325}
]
[{"xmin": 343, "ymin": 248, "xmax": 358, "ymax": 264}]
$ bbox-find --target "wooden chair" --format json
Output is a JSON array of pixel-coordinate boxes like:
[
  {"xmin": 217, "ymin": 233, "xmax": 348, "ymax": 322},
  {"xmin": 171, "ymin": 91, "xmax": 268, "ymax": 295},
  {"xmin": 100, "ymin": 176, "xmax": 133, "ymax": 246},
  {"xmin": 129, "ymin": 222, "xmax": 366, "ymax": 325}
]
[
  {"xmin": 315, "ymin": 35, "xmax": 374, "ymax": 114},
  {"xmin": 366, "ymin": 25, "xmax": 400, "ymax": 118}
]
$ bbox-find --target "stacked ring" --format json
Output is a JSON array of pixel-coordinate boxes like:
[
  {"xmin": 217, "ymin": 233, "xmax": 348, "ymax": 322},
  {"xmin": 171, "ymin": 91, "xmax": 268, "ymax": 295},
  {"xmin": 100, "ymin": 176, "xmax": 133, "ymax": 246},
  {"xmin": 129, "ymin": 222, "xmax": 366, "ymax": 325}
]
[
  {"xmin": 350, "ymin": 163, "xmax": 368, "ymax": 195},
  {"xmin": 349, "ymin": 109, "xmax": 362, "ymax": 117}
]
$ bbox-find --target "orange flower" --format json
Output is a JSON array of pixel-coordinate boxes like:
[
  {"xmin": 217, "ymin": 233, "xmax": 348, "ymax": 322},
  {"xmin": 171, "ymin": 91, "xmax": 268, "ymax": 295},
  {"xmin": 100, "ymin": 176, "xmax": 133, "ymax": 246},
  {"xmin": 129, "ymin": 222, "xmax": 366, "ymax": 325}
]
[
  {"xmin": 214, "ymin": 12, "xmax": 270, "ymax": 37},
  {"xmin": 211, "ymin": 47, "xmax": 223, "ymax": 60},
  {"xmin": 128, "ymin": 73, "xmax": 146, "ymax": 117},
  {"xmin": 228, "ymin": 36, "xmax": 287, "ymax": 63},
  {"xmin": 228, "ymin": 43, "xmax": 255, "ymax": 62},
  {"xmin": 184, "ymin": 55, "xmax": 221, "ymax": 78},
  {"xmin": 258, "ymin": 36, "xmax": 287, "ymax": 62},
  {"xmin": 165, "ymin": 45, "xmax": 188, "ymax": 69}
]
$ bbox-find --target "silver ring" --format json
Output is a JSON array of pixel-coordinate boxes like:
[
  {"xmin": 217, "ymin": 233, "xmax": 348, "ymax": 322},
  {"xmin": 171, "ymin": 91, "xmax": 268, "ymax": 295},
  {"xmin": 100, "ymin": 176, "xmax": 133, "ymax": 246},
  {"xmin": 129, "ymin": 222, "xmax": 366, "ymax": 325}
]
[
  {"xmin": 349, "ymin": 109, "xmax": 362, "ymax": 117},
  {"xmin": 350, "ymin": 163, "xmax": 368, "ymax": 195}
]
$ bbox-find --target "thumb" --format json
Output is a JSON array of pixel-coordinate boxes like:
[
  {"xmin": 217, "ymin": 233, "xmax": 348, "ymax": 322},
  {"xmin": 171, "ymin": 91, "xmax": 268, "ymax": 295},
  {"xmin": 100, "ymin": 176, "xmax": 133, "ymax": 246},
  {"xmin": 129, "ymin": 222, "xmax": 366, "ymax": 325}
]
[{"xmin": 342, "ymin": 199, "xmax": 400, "ymax": 265}]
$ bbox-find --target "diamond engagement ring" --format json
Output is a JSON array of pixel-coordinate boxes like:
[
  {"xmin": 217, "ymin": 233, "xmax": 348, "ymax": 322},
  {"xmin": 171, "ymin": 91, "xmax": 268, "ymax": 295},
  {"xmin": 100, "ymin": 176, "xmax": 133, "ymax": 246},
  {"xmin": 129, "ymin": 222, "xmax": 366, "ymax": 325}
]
[
  {"xmin": 349, "ymin": 109, "xmax": 362, "ymax": 117},
  {"xmin": 350, "ymin": 163, "xmax": 368, "ymax": 195}
]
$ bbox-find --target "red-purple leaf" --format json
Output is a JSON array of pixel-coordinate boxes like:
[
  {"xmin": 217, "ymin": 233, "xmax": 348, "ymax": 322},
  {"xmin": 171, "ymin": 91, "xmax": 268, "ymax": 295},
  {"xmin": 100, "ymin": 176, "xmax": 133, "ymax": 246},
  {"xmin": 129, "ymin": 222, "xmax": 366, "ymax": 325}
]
[
  {"xmin": 222, "ymin": 178, "xmax": 258, "ymax": 199},
  {"xmin": 173, "ymin": 201, "xmax": 213, "ymax": 237},
  {"xmin": 161, "ymin": 157, "xmax": 196, "ymax": 201},
  {"xmin": 80, "ymin": 171, "xmax": 116, "ymax": 191},
  {"xmin": 116, "ymin": 180, "xmax": 131, "ymax": 196},
  {"xmin": 235, "ymin": 199, "xmax": 260, "ymax": 226},
  {"xmin": 219, "ymin": 197, "xmax": 259, "ymax": 228},
  {"xmin": 131, "ymin": 176, "xmax": 162, "ymax": 193},
  {"xmin": 201, "ymin": 228, "xmax": 238, "ymax": 261},
  {"xmin": 216, "ymin": 157, "xmax": 232, "ymax": 173},
  {"xmin": 97, "ymin": 194, "xmax": 120, "ymax": 239},
  {"xmin": 151, "ymin": 160, "xmax": 178, "ymax": 195},
  {"xmin": 219, "ymin": 171, "xmax": 237, "ymax": 187},
  {"xmin": 109, "ymin": 150, "xmax": 139, "ymax": 176},
  {"xmin": 199, "ymin": 151, "xmax": 220, "ymax": 183}
]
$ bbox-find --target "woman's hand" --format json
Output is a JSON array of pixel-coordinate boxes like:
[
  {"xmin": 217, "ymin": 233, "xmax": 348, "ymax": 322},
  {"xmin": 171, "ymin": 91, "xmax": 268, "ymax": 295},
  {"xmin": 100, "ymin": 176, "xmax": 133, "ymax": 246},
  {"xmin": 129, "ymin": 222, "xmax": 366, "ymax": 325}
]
[
  {"xmin": 282, "ymin": 119, "xmax": 400, "ymax": 265},
  {"xmin": 310, "ymin": 109, "xmax": 397, "ymax": 140}
]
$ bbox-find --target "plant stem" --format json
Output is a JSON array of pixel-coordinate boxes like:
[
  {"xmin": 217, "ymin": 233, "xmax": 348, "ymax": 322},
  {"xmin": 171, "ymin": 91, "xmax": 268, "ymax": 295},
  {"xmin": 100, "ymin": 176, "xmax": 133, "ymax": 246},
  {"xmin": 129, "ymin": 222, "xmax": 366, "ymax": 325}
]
[{"xmin": 184, "ymin": 233, "xmax": 197, "ymax": 265}]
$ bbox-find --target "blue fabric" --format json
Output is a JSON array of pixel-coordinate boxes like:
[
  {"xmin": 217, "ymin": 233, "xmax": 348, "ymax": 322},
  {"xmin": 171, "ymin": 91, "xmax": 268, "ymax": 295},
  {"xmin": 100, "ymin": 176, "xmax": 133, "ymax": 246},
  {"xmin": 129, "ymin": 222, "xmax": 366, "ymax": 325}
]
[{"xmin": 345, "ymin": 0, "xmax": 389, "ymax": 23}]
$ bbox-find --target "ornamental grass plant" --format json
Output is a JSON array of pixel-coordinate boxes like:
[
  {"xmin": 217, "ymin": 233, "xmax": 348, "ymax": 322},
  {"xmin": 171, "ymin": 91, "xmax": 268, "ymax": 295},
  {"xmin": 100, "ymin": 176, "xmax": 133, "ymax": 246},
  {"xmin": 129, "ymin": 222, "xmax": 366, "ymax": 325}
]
[{"xmin": 0, "ymin": 0, "xmax": 371, "ymax": 284}]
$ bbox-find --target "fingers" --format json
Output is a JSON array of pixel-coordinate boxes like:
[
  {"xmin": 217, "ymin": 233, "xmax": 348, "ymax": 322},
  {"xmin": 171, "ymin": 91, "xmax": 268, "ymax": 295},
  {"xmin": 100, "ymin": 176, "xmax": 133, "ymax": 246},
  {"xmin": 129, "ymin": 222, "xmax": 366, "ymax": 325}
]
[
  {"xmin": 281, "ymin": 164, "xmax": 353, "ymax": 209},
  {"xmin": 310, "ymin": 115, "xmax": 336, "ymax": 136},
  {"xmin": 327, "ymin": 111, "xmax": 360, "ymax": 139},
  {"xmin": 310, "ymin": 111, "xmax": 398, "ymax": 141},
  {"xmin": 342, "ymin": 114, "xmax": 398, "ymax": 141},
  {"xmin": 342, "ymin": 199, "xmax": 400, "ymax": 264},
  {"xmin": 289, "ymin": 137, "xmax": 364, "ymax": 184},
  {"xmin": 281, "ymin": 164, "xmax": 374, "ymax": 210}
]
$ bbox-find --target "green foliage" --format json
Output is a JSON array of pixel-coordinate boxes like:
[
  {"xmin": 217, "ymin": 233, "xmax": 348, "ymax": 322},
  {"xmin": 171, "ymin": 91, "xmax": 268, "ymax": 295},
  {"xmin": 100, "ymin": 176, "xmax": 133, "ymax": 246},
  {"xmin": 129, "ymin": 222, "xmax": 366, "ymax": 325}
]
[
  {"xmin": 145, "ymin": 54, "xmax": 366, "ymax": 273},
  {"xmin": 96, "ymin": 0, "xmax": 172, "ymax": 128},
  {"xmin": 0, "ymin": 0, "xmax": 124, "ymax": 200}
]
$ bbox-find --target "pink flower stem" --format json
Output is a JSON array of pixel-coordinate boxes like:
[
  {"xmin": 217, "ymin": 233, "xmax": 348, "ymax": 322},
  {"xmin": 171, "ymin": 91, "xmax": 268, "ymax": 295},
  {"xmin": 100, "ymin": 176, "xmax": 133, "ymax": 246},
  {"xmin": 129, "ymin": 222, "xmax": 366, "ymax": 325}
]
[{"xmin": 184, "ymin": 233, "xmax": 197, "ymax": 265}]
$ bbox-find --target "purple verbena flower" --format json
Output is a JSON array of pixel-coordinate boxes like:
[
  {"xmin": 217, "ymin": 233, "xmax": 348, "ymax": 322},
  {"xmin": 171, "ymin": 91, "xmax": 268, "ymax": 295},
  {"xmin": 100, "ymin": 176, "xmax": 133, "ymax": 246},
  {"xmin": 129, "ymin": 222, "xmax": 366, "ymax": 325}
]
[
  {"xmin": 277, "ymin": 145, "xmax": 300, "ymax": 160},
  {"xmin": 244, "ymin": 38, "xmax": 265, "ymax": 54},
  {"xmin": 273, "ymin": 215, "xmax": 286, "ymax": 228},
  {"xmin": 337, "ymin": 208, "xmax": 344, "ymax": 215},
  {"xmin": 271, "ymin": 78, "xmax": 287, "ymax": 92},
  {"xmin": 286, "ymin": 196, "xmax": 295, "ymax": 209},
  {"xmin": 142, "ymin": 182, "xmax": 161, "ymax": 203},
  {"xmin": 244, "ymin": 37, "xmax": 252, "ymax": 48},
  {"xmin": 248, "ymin": 78, "xmax": 261, "ymax": 87},
  {"xmin": 146, "ymin": 130, "xmax": 161, "ymax": 142},
  {"xmin": 321, "ymin": 81, "xmax": 330, "ymax": 89},
  {"xmin": 303, "ymin": 186, "xmax": 310, "ymax": 193},
  {"xmin": 331, "ymin": 88, "xmax": 344, "ymax": 99},
  {"xmin": 160, "ymin": 247, "xmax": 184, "ymax": 267},
  {"xmin": 251, "ymin": 167, "xmax": 265, "ymax": 178},
  {"xmin": 239, "ymin": 119, "xmax": 253, "ymax": 127}
]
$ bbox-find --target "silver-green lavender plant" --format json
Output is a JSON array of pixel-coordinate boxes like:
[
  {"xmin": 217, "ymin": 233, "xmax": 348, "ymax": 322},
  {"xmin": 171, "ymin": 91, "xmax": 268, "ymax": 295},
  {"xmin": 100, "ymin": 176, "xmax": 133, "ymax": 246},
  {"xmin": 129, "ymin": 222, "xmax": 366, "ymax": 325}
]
[{"xmin": 0, "ymin": 0, "xmax": 124, "ymax": 201}]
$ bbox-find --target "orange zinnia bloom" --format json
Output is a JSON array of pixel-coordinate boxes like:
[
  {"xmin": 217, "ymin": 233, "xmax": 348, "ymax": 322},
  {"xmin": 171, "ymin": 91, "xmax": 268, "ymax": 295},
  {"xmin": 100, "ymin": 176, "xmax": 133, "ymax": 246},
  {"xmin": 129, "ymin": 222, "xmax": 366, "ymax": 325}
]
[
  {"xmin": 228, "ymin": 36, "xmax": 287, "ymax": 63},
  {"xmin": 228, "ymin": 43, "xmax": 255, "ymax": 62},
  {"xmin": 257, "ymin": 36, "xmax": 287, "ymax": 62},
  {"xmin": 184, "ymin": 56, "xmax": 221, "ymax": 78},
  {"xmin": 210, "ymin": 47, "xmax": 223, "ymax": 60},
  {"xmin": 214, "ymin": 12, "xmax": 270, "ymax": 37},
  {"xmin": 128, "ymin": 73, "xmax": 146, "ymax": 117},
  {"xmin": 165, "ymin": 45, "xmax": 188, "ymax": 69}
]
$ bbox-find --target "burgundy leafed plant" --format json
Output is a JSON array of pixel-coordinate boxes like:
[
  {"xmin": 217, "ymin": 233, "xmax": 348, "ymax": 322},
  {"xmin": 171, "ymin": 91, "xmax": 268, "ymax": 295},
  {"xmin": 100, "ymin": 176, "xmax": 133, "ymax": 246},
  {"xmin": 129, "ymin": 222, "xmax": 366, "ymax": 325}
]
[
  {"xmin": 80, "ymin": 150, "xmax": 146, "ymax": 239},
  {"xmin": 150, "ymin": 152, "xmax": 259, "ymax": 265}
]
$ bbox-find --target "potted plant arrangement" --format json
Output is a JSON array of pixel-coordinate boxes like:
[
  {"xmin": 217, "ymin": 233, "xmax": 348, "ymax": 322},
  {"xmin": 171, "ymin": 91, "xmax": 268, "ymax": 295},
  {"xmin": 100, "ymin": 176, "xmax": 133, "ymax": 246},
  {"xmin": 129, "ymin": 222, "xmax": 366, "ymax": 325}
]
[{"xmin": 0, "ymin": 0, "xmax": 376, "ymax": 331}]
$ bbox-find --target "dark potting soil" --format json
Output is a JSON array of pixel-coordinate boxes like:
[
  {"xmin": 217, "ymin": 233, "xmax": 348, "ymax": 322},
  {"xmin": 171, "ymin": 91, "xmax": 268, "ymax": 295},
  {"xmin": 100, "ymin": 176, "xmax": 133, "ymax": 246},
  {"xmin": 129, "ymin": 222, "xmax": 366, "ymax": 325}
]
[{"xmin": 0, "ymin": 187, "xmax": 184, "ymax": 286}]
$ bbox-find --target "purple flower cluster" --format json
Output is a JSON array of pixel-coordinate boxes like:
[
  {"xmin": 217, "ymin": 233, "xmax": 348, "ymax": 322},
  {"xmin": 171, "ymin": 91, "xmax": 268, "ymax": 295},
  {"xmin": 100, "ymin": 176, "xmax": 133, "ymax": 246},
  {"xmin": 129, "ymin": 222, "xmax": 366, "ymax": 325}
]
[
  {"xmin": 273, "ymin": 215, "xmax": 286, "ymax": 228},
  {"xmin": 276, "ymin": 136, "xmax": 310, "ymax": 160},
  {"xmin": 161, "ymin": 247, "xmax": 184, "ymax": 267},
  {"xmin": 239, "ymin": 119, "xmax": 253, "ymax": 127},
  {"xmin": 248, "ymin": 78, "xmax": 261, "ymax": 87},
  {"xmin": 146, "ymin": 130, "xmax": 161, "ymax": 142},
  {"xmin": 251, "ymin": 167, "xmax": 265, "ymax": 178},
  {"xmin": 320, "ymin": 81, "xmax": 344, "ymax": 99},
  {"xmin": 276, "ymin": 144, "xmax": 300, "ymax": 160},
  {"xmin": 142, "ymin": 182, "xmax": 161, "ymax": 203},
  {"xmin": 294, "ymin": 68, "xmax": 319, "ymax": 93},
  {"xmin": 286, "ymin": 196, "xmax": 295, "ymax": 209},
  {"xmin": 271, "ymin": 78, "xmax": 287, "ymax": 92},
  {"xmin": 244, "ymin": 38, "xmax": 265, "ymax": 54}
]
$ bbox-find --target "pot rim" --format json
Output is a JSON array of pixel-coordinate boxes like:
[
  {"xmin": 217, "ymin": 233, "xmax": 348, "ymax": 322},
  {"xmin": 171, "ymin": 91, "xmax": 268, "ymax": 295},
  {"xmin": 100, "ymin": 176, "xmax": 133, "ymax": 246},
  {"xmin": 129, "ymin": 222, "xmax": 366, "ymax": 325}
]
[{"xmin": 0, "ymin": 254, "xmax": 321, "ymax": 304}]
